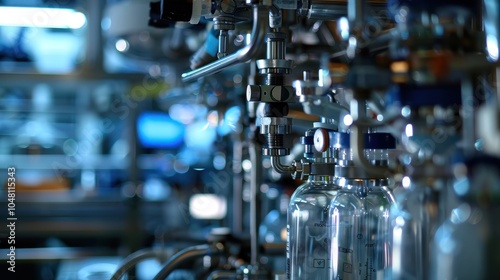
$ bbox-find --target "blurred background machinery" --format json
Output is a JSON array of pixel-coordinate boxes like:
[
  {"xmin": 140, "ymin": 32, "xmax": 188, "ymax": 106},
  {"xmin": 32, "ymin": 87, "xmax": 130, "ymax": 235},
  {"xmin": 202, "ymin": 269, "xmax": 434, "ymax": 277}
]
[{"xmin": 0, "ymin": 0, "xmax": 499, "ymax": 279}]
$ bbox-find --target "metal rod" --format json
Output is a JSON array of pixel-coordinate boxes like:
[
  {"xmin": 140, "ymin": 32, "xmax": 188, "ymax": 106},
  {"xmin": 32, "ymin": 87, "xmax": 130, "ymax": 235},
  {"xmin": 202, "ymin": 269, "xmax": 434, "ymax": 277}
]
[
  {"xmin": 232, "ymin": 140, "xmax": 244, "ymax": 234},
  {"xmin": 83, "ymin": 0, "xmax": 104, "ymax": 72},
  {"xmin": 461, "ymin": 77, "xmax": 475, "ymax": 158},
  {"xmin": 348, "ymin": 0, "xmax": 363, "ymax": 26},
  {"xmin": 182, "ymin": 5, "xmax": 268, "ymax": 82},
  {"xmin": 496, "ymin": 67, "xmax": 500, "ymax": 106},
  {"xmin": 249, "ymin": 136, "xmax": 262, "ymax": 265}
]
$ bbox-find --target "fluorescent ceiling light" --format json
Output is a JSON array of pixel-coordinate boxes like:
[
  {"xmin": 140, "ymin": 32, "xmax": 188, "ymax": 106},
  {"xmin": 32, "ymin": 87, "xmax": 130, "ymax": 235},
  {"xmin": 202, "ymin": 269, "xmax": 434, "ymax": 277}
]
[{"xmin": 0, "ymin": 6, "xmax": 86, "ymax": 29}]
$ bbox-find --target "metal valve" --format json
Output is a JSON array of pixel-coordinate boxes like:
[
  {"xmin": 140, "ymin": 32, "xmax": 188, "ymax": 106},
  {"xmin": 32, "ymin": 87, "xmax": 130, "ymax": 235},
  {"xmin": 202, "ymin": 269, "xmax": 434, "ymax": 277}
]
[{"xmin": 246, "ymin": 85, "xmax": 295, "ymax": 103}]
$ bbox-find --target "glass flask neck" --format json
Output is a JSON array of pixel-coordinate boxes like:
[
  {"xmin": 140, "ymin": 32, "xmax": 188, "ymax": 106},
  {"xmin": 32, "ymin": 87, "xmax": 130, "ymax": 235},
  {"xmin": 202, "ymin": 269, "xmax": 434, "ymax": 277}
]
[
  {"xmin": 335, "ymin": 177, "xmax": 389, "ymax": 189},
  {"xmin": 337, "ymin": 148, "xmax": 389, "ymax": 167},
  {"xmin": 307, "ymin": 174, "xmax": 335, "ymax": 185}
]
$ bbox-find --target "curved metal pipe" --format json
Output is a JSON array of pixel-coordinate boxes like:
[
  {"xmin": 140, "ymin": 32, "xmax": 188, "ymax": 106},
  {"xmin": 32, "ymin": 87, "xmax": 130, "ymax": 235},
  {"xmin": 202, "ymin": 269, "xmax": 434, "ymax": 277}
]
[
  {"xmin": 270, "ymin": 156, "xmax": 295, "ymax": 174},
  {"xmin": 111, "ymin": 248, "xmax": 169, "ymax": 280},
  {"xmin": 181, "ymin": 5, "xmax": 268, "ymax": 82},
  {"xmin": 152, "ymin": 244, "xmax": 215, "ymax": 280}
]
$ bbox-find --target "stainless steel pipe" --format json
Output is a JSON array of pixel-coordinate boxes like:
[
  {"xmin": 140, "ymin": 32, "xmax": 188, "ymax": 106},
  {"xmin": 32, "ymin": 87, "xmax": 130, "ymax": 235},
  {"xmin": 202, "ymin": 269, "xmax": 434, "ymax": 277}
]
[{"xmin": 181, "ymin": 5, "xmax": 268, "ymax": 82}]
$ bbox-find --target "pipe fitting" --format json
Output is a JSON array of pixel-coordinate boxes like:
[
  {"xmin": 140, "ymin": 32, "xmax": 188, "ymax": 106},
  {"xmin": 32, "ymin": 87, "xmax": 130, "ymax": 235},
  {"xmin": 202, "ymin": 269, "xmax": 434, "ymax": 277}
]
[{"xmin": 271, "ymin": 156, "xmax": 296, "ymax": 174}]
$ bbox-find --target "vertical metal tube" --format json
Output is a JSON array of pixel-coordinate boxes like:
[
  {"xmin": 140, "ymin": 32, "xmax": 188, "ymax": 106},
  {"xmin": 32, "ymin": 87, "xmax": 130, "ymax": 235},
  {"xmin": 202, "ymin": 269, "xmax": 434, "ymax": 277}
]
[
  {"xmin": 218, "ymin": 30, "xmax": 229, "ymax": 58},
  {"xmin": 126, "ymin": 86, "xmax": 141, "ymax": 278},
  {"xmin": 496, "ymin": 67, "xmax": 500, "ymax": 106},
  {"xmin": 348, "ymin": 0, "xmax": 363, "ymax": 27},
  {"xmin": 232, "ymin": 140, "xmax": 244, "ymax": 234},
  {"xmin": 249, "ymin": 136, "xmax": 262, "ymax": 265},
  {"xmin": 83, "ymin": 0, "xmax": 104, "ymax": 72},
  {"xmin": 169, "ymin": 26, "xmax": 185, "ymax": 50},
  {"xmin": 461, "ymin": 77, "xmax": 475, "ymax": 157}
]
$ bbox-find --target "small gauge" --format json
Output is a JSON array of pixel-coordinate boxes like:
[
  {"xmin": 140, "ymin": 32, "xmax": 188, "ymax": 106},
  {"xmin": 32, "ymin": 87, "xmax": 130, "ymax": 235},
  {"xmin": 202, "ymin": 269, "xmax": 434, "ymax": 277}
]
[{"xmin": 314, "ymin": 128, "xmax": 329, "ymax": 153}]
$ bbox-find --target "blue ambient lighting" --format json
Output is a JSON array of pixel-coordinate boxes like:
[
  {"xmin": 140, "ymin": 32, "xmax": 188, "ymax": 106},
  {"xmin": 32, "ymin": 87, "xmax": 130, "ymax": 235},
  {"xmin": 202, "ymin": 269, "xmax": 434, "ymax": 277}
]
[{"xmin": 137, "ymin": 112, "xmax": 184, "ymax": 149}]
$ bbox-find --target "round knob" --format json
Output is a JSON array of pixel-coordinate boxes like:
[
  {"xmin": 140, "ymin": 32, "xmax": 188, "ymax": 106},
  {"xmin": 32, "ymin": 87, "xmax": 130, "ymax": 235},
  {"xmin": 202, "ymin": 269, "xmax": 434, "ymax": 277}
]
[
  {"xmin": 314, "ymin": 128, "xmax": 329, "ymax": 153},
  {"xmin": 246, "ymin": 85, "xmax": 261, "ymax": 102}
]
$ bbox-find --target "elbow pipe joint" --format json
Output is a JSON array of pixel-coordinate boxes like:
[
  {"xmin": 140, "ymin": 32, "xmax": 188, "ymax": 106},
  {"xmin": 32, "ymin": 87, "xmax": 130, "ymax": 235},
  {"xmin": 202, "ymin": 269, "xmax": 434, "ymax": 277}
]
[
  {"xmin": 271, "ymin": 156, "xmax": 296, "ymax": 174},
  {"xmin": 259, "ymin": 116, "xmax": 295, "ymax": 174}
]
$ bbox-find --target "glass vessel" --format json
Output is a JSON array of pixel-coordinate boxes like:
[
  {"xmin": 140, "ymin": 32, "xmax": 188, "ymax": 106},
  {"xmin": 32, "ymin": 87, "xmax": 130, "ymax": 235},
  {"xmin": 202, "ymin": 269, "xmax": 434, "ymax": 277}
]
[
  {"xmin": 329, "ymin": 132, "xmax": 396, "ymax": 280},
  {"xmin": 287, "ymin": 175, "xmax": 339, "ymax": 279},
  {"xmin": 330, "ymin": 178, "xmax": 394, "ymax": 280},
  {"xmin": 390, "ymin": 180, "xmax": 441, "ymax": 280},
  {"xmin": 430, "ymin": 157, "xmax": 500, "ymax": 280},
  {"xmin": 430, "ymin": 206, "xmax": 485, "ymax": 280}
]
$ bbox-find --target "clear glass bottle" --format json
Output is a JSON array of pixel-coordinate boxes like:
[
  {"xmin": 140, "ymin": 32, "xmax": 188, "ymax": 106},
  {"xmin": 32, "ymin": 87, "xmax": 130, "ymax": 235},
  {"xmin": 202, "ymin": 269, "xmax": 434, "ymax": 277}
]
[
  {"xmin": 430, "ymin": 204, "xmax": 485, "ymax": 280},
  {"xmin": 330, "ymin": 178, "xmax": 394, "ymax": 280},
  {"xmin": 430, "ymin": 157, "xmax": 500, "ymax": 280},
  {"xmin": 287, "ymin": 175, "xmax": 340, "ymax": 279},
  {"xmin": 329, "ymin": 133, "xmax": 396, "ymax": 280},
  {"xmin": 390, "ymin": 178, "xmax": 441, "ymax": 280}
]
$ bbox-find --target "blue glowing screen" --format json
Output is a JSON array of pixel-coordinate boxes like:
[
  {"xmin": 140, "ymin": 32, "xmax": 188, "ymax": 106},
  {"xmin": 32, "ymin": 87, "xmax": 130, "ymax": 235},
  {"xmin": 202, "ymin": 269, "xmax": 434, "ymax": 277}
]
[{"xmin": 137, "ymin": 112, "xmax": 185, "ymax": 149}]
